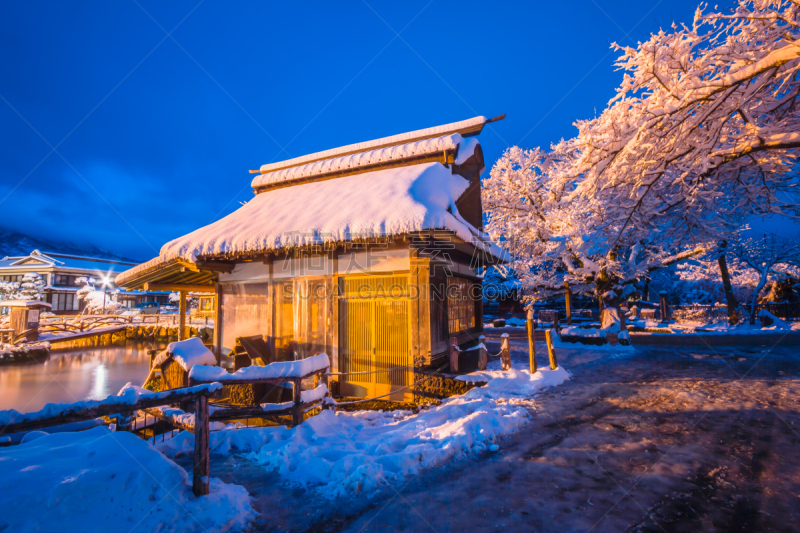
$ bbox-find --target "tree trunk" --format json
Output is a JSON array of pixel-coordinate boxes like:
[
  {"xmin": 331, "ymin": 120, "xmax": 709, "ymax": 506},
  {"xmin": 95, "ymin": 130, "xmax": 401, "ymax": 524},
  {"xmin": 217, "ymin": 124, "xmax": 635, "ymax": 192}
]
[
  {"xmin": 717, "ymin": 241, "xmax": 739, "ymax": 325},
  {"xmin": 749, "ymin": 269, "xmax": 769, "ymax": 325}
]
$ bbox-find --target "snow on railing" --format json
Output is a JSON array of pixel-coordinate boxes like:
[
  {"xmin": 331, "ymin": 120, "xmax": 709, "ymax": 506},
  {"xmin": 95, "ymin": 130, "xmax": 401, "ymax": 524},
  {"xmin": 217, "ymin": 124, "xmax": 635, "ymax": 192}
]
[{"xmin": 189, "ymin": 353, "xmax": 330, "ymax": 384}]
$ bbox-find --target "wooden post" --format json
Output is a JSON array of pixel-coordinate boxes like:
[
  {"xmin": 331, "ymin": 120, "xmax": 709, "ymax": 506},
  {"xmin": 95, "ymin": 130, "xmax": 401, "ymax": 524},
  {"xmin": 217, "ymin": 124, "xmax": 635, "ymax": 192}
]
[
  {"xmin": 117, "ymin": 410, "xmax": 134, "ymax": 432},
  {"xmin": 291, "ymin": 377, "xmax": 302, "ymax": 427},
  {"xmin": 213, "ymin": 283, "xmax": 223, "ymax": 364},
  {"xmin": 478, "ymin": 334, "xmax": 487, "ymax": 371},
  {"xmin": 564, "ymin": 280, "xmax": 572, "ymax": 326},
  {"xmin": 178, "ymin": 290, "xmax": 187, "ymax": 341},
  {"xmin": 192, "ymin": 394, "xmax": 210, "ymax": 497},
  {"xmin": 659, "ymin": 291, "xmax": 669, "ymax": 322},
  {"xmin": 526, "ymin": 308, "xmax": 536, "ymax": 374},
  {"xmin": 449, "ymin": 336, "xmax": 459, "ymax": 373},
  {"xmin": 500, "ymin": 333, "xmax": 511, "ymax": 371},
  {"xmin": 544, "ymin": 330, "xmax": 558, "ymax": 370}
]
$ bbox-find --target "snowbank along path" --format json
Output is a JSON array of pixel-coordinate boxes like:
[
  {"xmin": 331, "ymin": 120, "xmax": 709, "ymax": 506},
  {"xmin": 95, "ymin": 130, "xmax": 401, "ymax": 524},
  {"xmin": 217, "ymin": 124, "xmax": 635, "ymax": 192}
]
[{"xmin": 159, "ymin": 362, "xmax": 569, "ymax": 498}]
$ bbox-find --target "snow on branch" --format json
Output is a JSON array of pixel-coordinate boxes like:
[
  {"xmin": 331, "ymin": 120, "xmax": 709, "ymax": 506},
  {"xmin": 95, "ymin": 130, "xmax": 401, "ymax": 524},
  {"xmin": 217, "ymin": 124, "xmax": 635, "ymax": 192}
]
[{"xmin": 483, "ymin": 0, "xmax": 800, "ymax": 300}]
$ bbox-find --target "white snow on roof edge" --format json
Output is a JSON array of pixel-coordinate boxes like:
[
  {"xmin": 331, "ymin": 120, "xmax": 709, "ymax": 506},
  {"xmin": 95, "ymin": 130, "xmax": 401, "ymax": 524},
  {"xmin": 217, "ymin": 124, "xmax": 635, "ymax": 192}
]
[
  {"xmin": 252, "ymin": 134, "xmax": 464, "ymax": 189},
  {"xmin": 259, "ymin": 116, "xmax": 487, "ymax": 173},
  {"xmin": 117, "ymin": 162, "xmax": 507, "ymax": 286}
]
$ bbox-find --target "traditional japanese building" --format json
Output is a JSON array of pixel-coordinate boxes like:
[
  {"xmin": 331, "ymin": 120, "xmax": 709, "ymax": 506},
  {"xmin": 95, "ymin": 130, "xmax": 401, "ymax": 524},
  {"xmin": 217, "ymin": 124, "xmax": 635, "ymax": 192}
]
[
  {"xmin": 115, "ymin": 116, "xmax": 506, "ymax": 399},
  {"xmin": 0, "ymin": 250, "xmax": 170, "ymax": 314}
]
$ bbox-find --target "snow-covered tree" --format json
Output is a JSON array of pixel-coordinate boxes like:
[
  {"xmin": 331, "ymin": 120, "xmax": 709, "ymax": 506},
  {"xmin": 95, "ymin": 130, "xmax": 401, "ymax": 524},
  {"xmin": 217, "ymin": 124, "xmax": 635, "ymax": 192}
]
[
  {"xmin": 75, "ymin": 277, "xmax": 123, "ymax": 314},
  {"xmin": 0, "ymin": 281, "xmax": 20, "ymax": 306},
  {"xmin": 730, "ymin": 232, "xmax": 800, "ymax": 323},
  {"xmin": 484, "ymin": 0, "xmax": 800, "ymax": 319},
  {"xmin": 18, "ymin": 273, "xmax": 45, "ymax": 301}
]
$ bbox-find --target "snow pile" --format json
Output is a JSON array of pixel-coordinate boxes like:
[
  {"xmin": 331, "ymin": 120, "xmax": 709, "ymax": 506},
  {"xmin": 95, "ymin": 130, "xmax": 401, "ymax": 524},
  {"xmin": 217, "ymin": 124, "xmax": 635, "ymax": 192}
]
[
  {"xmin": 189, "ymin": 353, "xmax": 330, "ymax": 382},
  {"xmin": 0, "ymin": 341, "xmax": 50, "ymax": 357},
  {"xmin": 0, "ymin": 427, "xmax": 255, "ymax": 532},
  {"xmin": 252, "ymin": 134, "xmax": 463, "ymax": 188},
  {"xmin": 560, "ymin": 327, "xmax": 605, "ymax": 338},
  {"xmin": 153, "ymin": 337, "xmax": 216, "ymax": 371},
  {"xmin": 161, "ymin": 364, "xmax": 568, "ymax": 498},
  {"xmin": 553, "ymin": 330, "xmax": 633, "ymax": 352},
  {"xmin": 258, "ymin": 116, "xmax": 487, "ymax": 173}
]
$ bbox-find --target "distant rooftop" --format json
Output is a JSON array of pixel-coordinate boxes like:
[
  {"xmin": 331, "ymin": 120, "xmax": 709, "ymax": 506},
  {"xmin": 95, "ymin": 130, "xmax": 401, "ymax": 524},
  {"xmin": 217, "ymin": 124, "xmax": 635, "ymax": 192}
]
[{"xmin": 0, "ymin": 250, "xmax": 138, "ymax": 274}]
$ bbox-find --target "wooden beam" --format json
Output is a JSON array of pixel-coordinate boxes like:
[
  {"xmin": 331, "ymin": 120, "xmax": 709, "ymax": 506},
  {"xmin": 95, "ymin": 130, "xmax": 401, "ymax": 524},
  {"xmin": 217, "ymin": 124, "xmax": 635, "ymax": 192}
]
[
  {"xmin": 0, "ymin": 386, "xmax": 222, "ymax": 434},
  {"xmin": 213, "ymin": 281, "xmax": 223, "ymax": 363},
  {"xmin": 178, "ymin": 290, "xmax": 187, "ymax": 341},
  {"xmin": 143, "ymin": 283, "xmax": 215, "ymax": 293},
  {"xmin": 195, "ymin": 260, "xmax": 236, "ymax": 273},
  {"xmin": 142, "ymin": 407, "xmax": 195, "ymax": 432}
]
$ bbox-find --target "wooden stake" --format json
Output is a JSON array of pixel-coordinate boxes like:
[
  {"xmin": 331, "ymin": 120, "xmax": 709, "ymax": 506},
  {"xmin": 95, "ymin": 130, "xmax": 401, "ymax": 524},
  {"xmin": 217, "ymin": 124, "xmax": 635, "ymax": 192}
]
[
  {"xmin": 500, "ymin": 333, "xmax": 511, "ymax": 371},
  {"xmin": 192, "ymin": 395, "xmax": 210, "ymax": 497},
  {"xmin": 564, "ymin": 280, "xmax": 572, "ymax": 326},
  {"xmin": 178, "ymin": 290, "xmax": 187, "ymax": 341},
  {"xmin": 478, "ymin": 334, "xmax": 487, "ymax": 371},
  {"xmin": 291, "ymin": 377, "xmax": 302, "ymax": 427},
  {"xmin": 449, "ymin": 337, "xmax": 459, "ymax": 373},
  {"xmin": 526, "ymin": 309, "xmax": 536, "ymax": 374},
  {"xmin": 544, "ymin": 330, "xmax": 558, "ymax": 370}
]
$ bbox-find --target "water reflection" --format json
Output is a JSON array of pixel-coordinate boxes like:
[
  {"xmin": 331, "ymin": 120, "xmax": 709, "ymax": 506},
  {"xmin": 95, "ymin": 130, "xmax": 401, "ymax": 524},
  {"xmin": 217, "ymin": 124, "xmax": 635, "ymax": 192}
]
[{"xmin": 0, "ymin": 340, "xmax": 167, "ymax": 413}]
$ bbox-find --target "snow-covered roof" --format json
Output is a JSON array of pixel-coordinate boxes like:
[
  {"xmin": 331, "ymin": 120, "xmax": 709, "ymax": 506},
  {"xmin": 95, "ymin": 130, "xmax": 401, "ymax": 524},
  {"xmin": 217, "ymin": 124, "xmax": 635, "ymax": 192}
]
[
  {"xmin": 0, "ymin": 250, "xmax": 136, "ymax": 274},
  {"xmin": 257, "ymin": 116, "xmax": 488, "ymax": 175},
  {"xmin": 153, "ymin": 337, "xmax": 216, "ymax": 372},
  {"xmin": 0, "ymin": 300, "xmax": 52, "ymax": 309},
  {"xmin": 252, "ymin": 133, "xmax": 463, "ymax": 189},
  {"xmin": 118, "ymin": 162, "xmax": 505, "ymax": 285}
]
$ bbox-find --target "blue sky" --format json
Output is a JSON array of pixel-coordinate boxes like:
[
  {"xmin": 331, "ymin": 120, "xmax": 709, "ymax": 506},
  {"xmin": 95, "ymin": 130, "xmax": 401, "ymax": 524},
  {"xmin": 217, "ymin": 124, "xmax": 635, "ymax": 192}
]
[{"xmin": 0, "ymin": 0, "xmax": 706, "ymax": 260}]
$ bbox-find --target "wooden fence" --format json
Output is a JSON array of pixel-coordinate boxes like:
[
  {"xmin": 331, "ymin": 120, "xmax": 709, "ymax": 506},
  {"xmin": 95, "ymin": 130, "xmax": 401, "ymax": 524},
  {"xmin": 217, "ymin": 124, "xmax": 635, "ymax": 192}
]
[
  {"xmin": 0, "ymin": 356, "xmax": 331, "ymax": 497},
  {"xmin": 0, "ymin": 384, "xmax": 221, "ymax": 496}
]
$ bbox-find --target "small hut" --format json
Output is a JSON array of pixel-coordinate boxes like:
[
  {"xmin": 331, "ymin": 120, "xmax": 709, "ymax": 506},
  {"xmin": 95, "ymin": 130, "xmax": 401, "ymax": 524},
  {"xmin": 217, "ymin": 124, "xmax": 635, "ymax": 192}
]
[
  {"xmin": 153, "ymin": 337, "xmax": 217, "ymax": 390},
  {"xmin": 117, "ymin": 116, "xmax": 507, "ymax": 401},
  {"xmin": 0, "ymin": 300, "xmax": 51, "ymax": 342}
]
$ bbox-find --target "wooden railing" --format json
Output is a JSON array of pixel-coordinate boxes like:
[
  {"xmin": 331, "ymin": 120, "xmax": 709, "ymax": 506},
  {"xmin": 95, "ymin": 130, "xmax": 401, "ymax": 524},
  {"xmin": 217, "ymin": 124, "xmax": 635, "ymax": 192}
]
[
  {"xmin": 0, "ymin": 384, "xmax": 222, "ymax": 496},
  {"xmin": 189, "ymin": 355, "xmax": 331, "ymax": 427},
  {"xmin": 40, "ymin": 314, "xmax": 214, "ymax": 327}
]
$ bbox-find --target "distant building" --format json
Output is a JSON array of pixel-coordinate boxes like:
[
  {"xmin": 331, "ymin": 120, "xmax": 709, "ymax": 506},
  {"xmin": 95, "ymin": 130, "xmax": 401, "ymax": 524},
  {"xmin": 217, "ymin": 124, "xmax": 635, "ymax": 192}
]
[{"xmin": 0, "ymin": 250, "xmax": 170, "ymax": 314}]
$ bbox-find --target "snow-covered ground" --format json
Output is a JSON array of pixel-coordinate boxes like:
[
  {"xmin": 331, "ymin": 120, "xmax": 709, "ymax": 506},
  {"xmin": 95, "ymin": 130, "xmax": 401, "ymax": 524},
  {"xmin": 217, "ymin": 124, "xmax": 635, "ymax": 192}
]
[
  {"xmin": 0, "ymin": 426, "xmax": 254, "ymax": 532},
  {"xmin": 158, "ymin": 362, "xmax": 569, "ymax": 498}
]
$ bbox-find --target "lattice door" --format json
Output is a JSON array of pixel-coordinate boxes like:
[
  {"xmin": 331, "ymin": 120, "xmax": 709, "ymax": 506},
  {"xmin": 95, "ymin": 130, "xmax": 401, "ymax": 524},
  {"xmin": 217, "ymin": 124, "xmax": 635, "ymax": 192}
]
[{"xmin": 339, "ymin": 274, "xmax": 411, "ymax": 399}]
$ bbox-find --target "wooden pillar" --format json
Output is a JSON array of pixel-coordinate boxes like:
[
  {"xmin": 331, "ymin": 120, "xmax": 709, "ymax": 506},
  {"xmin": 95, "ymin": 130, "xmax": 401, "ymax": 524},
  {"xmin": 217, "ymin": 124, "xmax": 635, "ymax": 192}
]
[
  {"xmin": 526, "ymin": 308, "xmax": 536, "ymax": 374},
  {"xmin": 564, "ymin": 280, "xmax": 572, "ymax": 326},
  {"xmin": 659, "ymin": 291, "xmax": 669, "ymax": 322},
  {"xmin": 291, "ymin": 377, "xmax": 303, "ymax": 427},
  {"xmin": 478, "ymin": 334, "xmax": 487, "ymax": 371},
  {"xmin": 178, "ymin": 290, "xmax": 187, "ymax": 341},
  {"xmin": 213, "ymin": 282, "xmax": 223, "ymax": 363},
  {"xmin": 192, "ymin": 395, "xmax": 210, "ymax": 497},
  {"xmin": 410, "ymin": 253, "xmax": 431, "ymax": 367},
  {"xmin": 500, "ymin": 333, "xmax": 511, "ymax": 371},
  {"xmin": 449, "ymin": 336, "xmax": 459, "ymax": 373},
  {"xmin": 544, "ymin": 330, "xmax": 558, "ymax": 370}
]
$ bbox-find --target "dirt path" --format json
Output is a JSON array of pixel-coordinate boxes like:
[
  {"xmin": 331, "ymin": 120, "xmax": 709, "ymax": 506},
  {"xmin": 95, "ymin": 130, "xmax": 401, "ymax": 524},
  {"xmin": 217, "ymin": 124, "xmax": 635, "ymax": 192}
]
[
  {"xmin": 325, "ymin": 339, "xmax": 800, "ymax": 533},
  {"xmin": 223, "ymin": 337, "xmax": 800, "ymax": 532}
]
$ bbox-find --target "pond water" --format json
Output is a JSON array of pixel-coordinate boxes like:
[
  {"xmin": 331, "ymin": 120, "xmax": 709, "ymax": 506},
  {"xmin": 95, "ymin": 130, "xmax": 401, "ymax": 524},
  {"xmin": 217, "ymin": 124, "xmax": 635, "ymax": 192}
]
[{"xmin": 0, "ymin": 340, "xmax": 167, "ymax": 413}]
